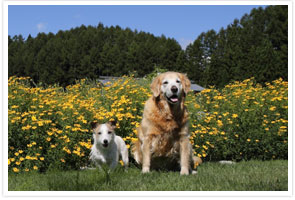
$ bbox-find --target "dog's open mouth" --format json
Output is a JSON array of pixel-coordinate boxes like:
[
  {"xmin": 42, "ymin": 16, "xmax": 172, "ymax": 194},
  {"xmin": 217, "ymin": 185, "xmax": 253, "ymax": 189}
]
[
  {"xmin": 102, "ymin": 143, "xmax": 108, "ymax": 148},
  {"xmin": 166, "ymin": 94, "xmax": 179, "ymax": 104}
]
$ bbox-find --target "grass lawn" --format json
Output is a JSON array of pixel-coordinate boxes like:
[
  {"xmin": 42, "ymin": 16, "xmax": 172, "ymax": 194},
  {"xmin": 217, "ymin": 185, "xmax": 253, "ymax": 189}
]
[{"xmin": 8, "ymin": 160, "xmax": 288, "ymax": 191}]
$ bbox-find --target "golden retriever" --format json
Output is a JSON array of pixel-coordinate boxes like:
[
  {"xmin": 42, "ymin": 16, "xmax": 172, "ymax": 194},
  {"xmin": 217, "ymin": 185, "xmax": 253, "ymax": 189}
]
[{"xmin": 132, "ymin": 71, "xmax": 201, "ymax": 175}]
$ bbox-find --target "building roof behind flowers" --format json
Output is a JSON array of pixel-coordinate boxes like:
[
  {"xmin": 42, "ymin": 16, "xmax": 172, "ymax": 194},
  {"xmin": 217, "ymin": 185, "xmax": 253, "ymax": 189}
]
[
  {"xmin": 98, "ymin": 76, "xmax": 205, "ymax": 92},
  {"xmin": 190, "ymin": 82, "xmax": 205, "ymax": 92}
]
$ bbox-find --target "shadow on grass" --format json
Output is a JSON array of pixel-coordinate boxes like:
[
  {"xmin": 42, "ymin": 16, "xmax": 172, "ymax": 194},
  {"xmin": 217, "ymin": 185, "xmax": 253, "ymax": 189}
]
[{"xmin": 46, "ymin": 165, "xmax": 127, "ymax": 191}]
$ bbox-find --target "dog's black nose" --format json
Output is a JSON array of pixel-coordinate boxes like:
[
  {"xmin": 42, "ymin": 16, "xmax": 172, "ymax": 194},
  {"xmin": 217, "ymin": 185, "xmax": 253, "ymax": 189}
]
[
  {"xmin": 103, "ymin": 140, "xmax": 108, "ymax": 144},
  {"xmin": 171, "ymin": 86, "xmax": 178, "ymax": 93}
]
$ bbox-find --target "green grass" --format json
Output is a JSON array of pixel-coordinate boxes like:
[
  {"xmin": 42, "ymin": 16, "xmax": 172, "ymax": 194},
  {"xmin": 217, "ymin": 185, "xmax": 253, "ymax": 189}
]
[{"xmin": 8, "ymin": 160, "xmax": 288, "ymax": 191}]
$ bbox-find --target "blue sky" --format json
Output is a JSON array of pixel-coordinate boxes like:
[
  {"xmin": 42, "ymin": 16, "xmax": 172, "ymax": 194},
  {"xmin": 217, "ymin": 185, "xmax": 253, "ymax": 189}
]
[{"xmin": 8, "ymin": 5, "xmax": 266, "ymax": 49}]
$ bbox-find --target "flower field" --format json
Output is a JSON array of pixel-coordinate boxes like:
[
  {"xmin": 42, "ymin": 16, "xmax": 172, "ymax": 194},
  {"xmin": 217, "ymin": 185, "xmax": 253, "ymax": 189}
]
[
  {"xmin": 8, "ymin": 76, "xmax": 288, "ymax": 173},
  {"xmin": 190, "ymin": 78, "xmax": 288, "ymax": 161}
]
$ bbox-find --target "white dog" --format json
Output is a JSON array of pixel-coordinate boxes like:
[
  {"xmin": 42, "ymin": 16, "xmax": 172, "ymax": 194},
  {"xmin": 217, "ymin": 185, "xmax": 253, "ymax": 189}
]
[{"xmin": 90, "ymin": 121, "xmax": 129, "ymax": 169}]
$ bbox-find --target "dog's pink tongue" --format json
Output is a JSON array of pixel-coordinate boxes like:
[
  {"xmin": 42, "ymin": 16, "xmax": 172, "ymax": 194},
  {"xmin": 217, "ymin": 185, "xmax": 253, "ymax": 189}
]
[{"xmin": 170, "ymin": 98, "xmax": 179, "ymax": 102}]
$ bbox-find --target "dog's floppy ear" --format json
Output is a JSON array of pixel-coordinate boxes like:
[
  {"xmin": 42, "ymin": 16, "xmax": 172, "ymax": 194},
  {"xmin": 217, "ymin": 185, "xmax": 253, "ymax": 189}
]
[
  {"xmin": 150, "ymin": 75, "xmax": 161, "ymax": 98},
  {"xmin": 179, "ymin": 73, "xmax": 191, "ymax": 95},
  {"xmin": 108, "ymin": 120, "xmax": 117, "ymax": 129},
  {"xmin": 90, "ymin": 121, "xmax": 99, "ymax": 130}
]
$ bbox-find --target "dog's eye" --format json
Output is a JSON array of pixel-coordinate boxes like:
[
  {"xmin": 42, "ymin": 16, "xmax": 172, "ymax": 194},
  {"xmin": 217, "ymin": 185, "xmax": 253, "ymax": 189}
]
[
  {"xmin": 98, "ymin": 132, "xmax": 101, "ymax": 135},
  {"xmin": 176, "ymin": 80, "xmax": 181, "ymax": 83},
  {"xmin": 163, "ymin": 81, "xmax": 168, "ymax": 85},
  {"xmin": 108, "ymin": 131, "xmax": 112, "ymax": 134}
]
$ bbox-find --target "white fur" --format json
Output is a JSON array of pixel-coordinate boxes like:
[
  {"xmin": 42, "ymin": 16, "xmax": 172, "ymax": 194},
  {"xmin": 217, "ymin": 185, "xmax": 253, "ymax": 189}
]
[
  {"xmin": 219, "ymin": 160, "xmax": 236, "ymax": 165},
  {"xmin": 161, "ymin": 74, "xmax": 183, "ymax": 104},
  {"xmin": 90, "ymin": 124, "xmax": 129, "ymax": 169}
]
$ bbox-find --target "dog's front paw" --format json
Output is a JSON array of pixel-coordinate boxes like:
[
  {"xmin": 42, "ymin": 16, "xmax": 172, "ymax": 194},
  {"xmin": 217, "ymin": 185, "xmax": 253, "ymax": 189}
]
[
  {"xmin": 142, "ymin": 166, "xmax": 150, "ymax": 173},
  {"xmin": 180, "ymin": 168, "xmax": 189, "ymax": 175},
  {"xmin": 192, "ymin": 170, "xmax": 198, "ymax": 175}
]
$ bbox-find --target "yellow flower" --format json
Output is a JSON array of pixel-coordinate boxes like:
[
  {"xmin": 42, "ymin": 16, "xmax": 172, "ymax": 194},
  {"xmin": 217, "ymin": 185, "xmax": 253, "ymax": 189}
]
[
  {"xmin": 40, "ymin": 157, "xmax": 44, "ymax": 161},
  {"xmin": 13, "ymin": 168, "xmax": 19, "ymax": 173},
  {"xmin": 194, "ymin": 104, "xmax": 200, "ymax": 109},
  {"xmin": 73, "ymin": 150, "xmax": 81, "ymax": 156},
  {"xmin": 31, "ymin": 115, "xmax": 37, "ymax": 121},
  {"xmin": 217, "ymin": 120, "xmax": 223, "ymax": 127},
  {"xmin": 8, "ymin": 159, "xmax": 11, "ymax": 165},
  {"xmin": 119, "ymin": 160, "xmax": 124, "ymax": 166},
  {"xmin": 232, "ymin": 114, "xmax": 238, "ymax": 118},
  {"xmin": 25, "ymin": 168, "xmax": 29, "ymax": 172},
  {"xmin": 269, "ymin": 106, "xmax": 276, "ymax": 111},
  {"xmin": 15, "ymin": 161, "xmax": 21, "ymax": 165},
  {"xmin": 18, "ymin": 150, "xmax": 23, "ymax": 154},
  {"xmin": 74, "ymin": 124, "xmax": 81, "ymax": 128},
  {"xmin": 222, "ymin": 112, "xmax": 229, "ymax": 117},
  {"xmin": 60, "ymin": 159, "xmax": 65, "ymax": 163},
  {"xmin": 14, "ymin": 152, "xmax": 19, "ymax": 156},
  {"xmin": 63, "ymin": 147, "xmax": 71, "ymax": 154},
  {"xmin": 247, "ymin": 139, "xmax": 251, "ymax": 142},
  {"xmin": 37, "ymin": 121, "xmax": 44, "ymax": 126},
  {"xmin": 47, "ymin": 131, "xmax": 53, "ymax": 136},
  {"xmin": 33, "ymin": 166, "xmax": 38, "ymax": 170},
  {"xmin": 46, "ymin": 137, "xmax": 51, "ymax": 142},
  {"xmin": 202, "ymin": 145, "xmax": 208, "ymax": 150},
  {"xmin": 22, "ymin": 125, "xmax": 32, "ymax": 131}
]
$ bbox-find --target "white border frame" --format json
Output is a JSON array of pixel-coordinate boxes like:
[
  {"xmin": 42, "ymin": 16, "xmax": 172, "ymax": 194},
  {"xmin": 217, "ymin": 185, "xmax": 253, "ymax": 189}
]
[{"xmin": 2, "ymin": 0, "xmax": 293, "ymax": 198}]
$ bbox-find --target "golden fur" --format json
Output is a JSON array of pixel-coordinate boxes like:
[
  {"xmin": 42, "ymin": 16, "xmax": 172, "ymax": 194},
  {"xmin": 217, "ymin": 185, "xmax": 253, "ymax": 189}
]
[{"xmin": 132, "ymin": 72, "xmax": 201, "ymax": 175}]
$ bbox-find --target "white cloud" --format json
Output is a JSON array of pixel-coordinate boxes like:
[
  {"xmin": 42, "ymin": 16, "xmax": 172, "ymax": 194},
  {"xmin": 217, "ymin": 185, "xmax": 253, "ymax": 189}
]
[
  {"xmin": 36, "ymin": 22, "xmax": 47, "ymax": 32},
  {"xmin": 178, "ymin": 38, "xmax": 193, "ymax": 50}
]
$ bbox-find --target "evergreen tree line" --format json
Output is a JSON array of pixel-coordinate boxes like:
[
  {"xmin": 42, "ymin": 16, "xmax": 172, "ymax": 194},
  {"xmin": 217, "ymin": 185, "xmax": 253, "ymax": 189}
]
[{"xmin": 8, "ymin": 5, "xmax": 287, "ymax": 88}]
